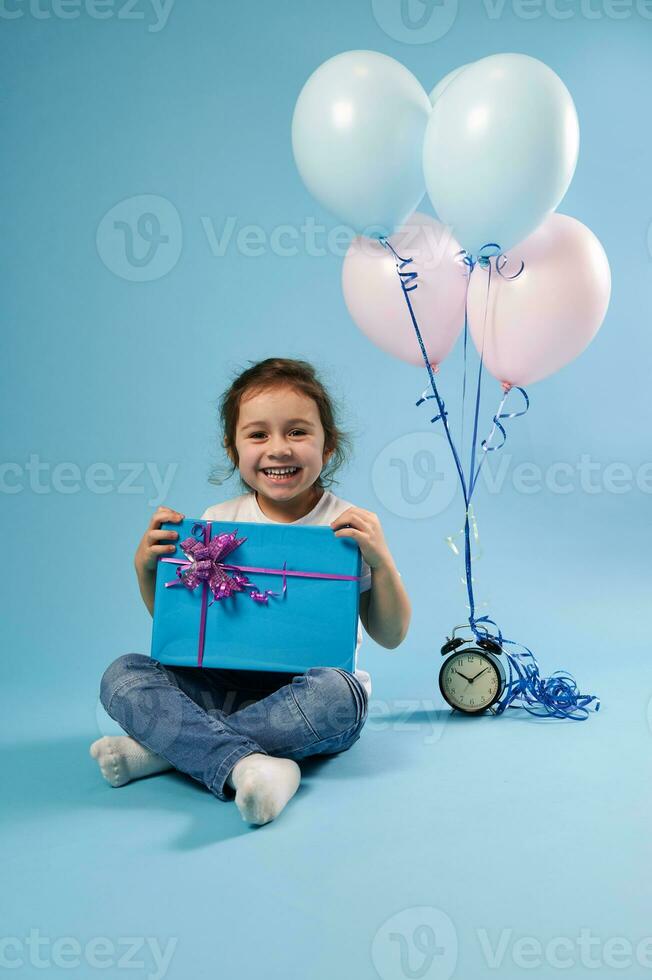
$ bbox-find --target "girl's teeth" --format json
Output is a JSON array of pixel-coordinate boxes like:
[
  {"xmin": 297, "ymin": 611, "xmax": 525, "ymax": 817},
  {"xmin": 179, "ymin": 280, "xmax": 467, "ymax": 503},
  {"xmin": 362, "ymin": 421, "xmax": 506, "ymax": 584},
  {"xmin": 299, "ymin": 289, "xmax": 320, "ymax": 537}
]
[{"xmin": 263, "ymin": 468, "xmax": 299, "ymax": 481}]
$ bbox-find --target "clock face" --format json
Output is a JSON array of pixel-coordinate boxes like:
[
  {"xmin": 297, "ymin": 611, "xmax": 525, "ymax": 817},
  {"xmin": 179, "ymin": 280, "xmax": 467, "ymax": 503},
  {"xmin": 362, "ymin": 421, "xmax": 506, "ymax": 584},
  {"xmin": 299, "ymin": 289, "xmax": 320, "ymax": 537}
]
[{"xmin": 440, "ymin": 650, "xmax": 502, "ymax": 713}]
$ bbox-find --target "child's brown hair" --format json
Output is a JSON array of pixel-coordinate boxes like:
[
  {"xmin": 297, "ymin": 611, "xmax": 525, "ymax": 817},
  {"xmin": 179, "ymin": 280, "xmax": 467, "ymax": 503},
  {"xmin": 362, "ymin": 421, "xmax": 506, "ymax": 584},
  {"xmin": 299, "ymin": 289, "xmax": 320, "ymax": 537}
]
[{"xmin": 209, "ymin": 357, "xmax": 354, "ymax": 493}]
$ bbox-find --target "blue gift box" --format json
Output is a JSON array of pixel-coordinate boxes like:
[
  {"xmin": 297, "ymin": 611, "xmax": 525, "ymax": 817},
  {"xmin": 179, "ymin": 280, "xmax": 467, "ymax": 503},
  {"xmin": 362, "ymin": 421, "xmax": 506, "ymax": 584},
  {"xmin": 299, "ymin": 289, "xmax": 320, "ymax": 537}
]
[{"xmin": 150, "ymin": 518, "xmax": 363, "ymax": 673}]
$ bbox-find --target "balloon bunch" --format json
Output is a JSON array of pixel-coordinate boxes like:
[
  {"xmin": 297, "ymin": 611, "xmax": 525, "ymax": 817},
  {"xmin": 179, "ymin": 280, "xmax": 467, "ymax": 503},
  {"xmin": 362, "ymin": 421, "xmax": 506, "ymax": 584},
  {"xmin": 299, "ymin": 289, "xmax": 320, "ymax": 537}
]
[{"xmin": 292, "ymin": 50, "xmax": 609, "ymax": 719}]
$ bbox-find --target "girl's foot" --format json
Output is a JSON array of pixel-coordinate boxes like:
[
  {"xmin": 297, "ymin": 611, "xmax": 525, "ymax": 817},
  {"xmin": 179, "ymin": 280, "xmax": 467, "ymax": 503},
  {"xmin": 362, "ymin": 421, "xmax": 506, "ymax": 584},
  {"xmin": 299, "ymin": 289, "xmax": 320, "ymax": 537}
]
[
  {"xmin": 89, "ymin": 735, "xmax": 173, "ymax": 787},
  {"xmin": 227, "ymin": 753, "xmax": 301, "ymax": 825}
]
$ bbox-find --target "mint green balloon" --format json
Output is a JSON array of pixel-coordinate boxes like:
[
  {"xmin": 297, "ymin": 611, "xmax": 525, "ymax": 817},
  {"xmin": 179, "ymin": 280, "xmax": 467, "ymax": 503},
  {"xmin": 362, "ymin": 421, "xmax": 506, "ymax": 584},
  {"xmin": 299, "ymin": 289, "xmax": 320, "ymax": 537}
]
[
  {"xmin": 292, "ymin": 50, "xmax": 431, "ymax": 238},
  {"xmin": 422, "ymin": 53, "xmax": 580, "ymax": 257}
]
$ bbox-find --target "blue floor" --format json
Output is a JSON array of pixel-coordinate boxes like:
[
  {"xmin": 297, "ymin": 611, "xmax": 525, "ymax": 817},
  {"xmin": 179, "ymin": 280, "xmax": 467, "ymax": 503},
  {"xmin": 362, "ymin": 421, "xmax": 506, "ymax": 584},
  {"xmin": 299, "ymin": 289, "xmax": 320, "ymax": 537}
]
[{"xmin": 4, "ymin": 493, "xmax": 651, "ymax": 980}]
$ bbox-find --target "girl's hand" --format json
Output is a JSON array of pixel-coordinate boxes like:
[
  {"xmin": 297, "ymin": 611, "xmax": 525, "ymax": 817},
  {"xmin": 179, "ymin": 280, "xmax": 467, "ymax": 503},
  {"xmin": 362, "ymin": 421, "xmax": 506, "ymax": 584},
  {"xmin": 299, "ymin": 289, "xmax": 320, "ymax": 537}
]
[
  {"xmin": 330, "ymin": 507, "xmax": 393, "ymax": 571},
  {"xmin": 135, "ymin": 505, "xmax": 185, "ymax": 579}
]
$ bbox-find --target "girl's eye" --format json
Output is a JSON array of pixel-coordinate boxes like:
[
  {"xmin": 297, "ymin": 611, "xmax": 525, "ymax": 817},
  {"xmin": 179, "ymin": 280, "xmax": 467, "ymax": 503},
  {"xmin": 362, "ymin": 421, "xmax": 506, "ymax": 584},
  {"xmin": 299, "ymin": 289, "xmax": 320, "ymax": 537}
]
[{"xmin": 249, "ymin": 429, "xmax": 306, "ymax": 439}]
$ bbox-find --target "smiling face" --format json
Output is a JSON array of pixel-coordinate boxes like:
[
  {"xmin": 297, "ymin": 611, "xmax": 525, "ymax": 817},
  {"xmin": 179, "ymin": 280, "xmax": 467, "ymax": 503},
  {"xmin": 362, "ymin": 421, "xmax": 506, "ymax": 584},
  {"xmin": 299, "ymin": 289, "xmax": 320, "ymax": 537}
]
[{"xmin": 227, "ymin": 384, "xmax": 334, "ymax": 520}]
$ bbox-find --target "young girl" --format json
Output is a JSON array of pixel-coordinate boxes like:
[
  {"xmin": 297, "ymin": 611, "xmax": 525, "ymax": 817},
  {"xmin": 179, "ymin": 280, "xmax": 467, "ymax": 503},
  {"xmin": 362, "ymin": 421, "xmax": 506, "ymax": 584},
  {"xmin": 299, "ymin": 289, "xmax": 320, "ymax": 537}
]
[{"xmin": 90, "ymin": 358, "xmax": 411, "ymax": 825}]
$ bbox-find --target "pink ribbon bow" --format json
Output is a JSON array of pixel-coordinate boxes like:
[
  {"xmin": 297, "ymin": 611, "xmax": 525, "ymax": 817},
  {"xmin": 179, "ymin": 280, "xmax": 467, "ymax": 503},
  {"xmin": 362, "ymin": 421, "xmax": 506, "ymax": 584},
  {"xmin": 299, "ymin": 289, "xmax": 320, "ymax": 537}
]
[{"xmin": 169, "ymin": 529, "xmax": 281, "ymax": 605}]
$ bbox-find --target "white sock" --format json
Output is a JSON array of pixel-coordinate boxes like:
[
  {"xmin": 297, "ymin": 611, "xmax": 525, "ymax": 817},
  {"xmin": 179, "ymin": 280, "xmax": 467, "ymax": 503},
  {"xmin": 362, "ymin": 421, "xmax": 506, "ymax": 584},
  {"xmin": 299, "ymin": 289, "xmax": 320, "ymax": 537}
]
[
  {"xmin": 90, "ymin": 735, "xmax": 173, "ymax": 788},
  {"xmin": 227, "ymin": 752, "xmax": 301, "ymax": 825}
]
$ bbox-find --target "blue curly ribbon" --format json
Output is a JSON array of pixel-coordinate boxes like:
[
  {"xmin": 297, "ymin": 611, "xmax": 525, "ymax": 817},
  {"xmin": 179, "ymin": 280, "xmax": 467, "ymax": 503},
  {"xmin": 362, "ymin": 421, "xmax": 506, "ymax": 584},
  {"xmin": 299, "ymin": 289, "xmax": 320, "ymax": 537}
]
[
  {"xmin": 469, "ymin": 385, "xmax": 530, "ymax": 498},
  {"xmin": 380, "ymin": 236, "xmax": 599, "ymax": 720}
]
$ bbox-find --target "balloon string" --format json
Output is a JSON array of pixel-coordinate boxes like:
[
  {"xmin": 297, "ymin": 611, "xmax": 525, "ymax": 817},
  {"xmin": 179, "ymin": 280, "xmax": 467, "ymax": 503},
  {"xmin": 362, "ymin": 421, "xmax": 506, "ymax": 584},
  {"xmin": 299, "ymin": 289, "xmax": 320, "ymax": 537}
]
[
  {"xmin": 383, "ymin": 236, "xmax": 487, "ymax": 633},
  {"xmin": 380, "ymin": 238, "xmax": 599, "ymax": 719},
  {"xmin": 460, "ymin": 293, "xmax": 469, "ymax": 462},
  {"xmin": 463, "ymin": 252, "xmax": 494, "ymax": 630},
  {"xmin": 470, "ymin": 385, "xmax": 530, "ymax": 498},
  {"xmin": 382, "ymin": 237, "xmax": 470, "ymax": 506},
  {"xmin": 467, "ymin": 254, "xmax": 492, "ymax": 510}
]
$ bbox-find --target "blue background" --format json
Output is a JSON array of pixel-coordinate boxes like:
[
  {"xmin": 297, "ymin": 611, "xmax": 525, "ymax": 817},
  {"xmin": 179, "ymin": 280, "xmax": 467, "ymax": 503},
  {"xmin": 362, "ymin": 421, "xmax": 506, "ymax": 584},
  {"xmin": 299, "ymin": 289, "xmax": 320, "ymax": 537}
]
[{"xmin": 3, "ymin": 1, "xmax": 651, "ymax": 978}]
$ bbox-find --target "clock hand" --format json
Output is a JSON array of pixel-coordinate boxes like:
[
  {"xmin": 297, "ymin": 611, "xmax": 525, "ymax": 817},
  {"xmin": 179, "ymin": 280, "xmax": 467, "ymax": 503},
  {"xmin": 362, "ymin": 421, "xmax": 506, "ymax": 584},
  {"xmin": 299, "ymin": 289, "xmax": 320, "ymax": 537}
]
[
  {"xmin": 469, "ymin": 667, "xmax": 490, "ymax": 683},
  {"xmin": 454, "ymin": 669, "xmax": 473, "ymax": 682}
]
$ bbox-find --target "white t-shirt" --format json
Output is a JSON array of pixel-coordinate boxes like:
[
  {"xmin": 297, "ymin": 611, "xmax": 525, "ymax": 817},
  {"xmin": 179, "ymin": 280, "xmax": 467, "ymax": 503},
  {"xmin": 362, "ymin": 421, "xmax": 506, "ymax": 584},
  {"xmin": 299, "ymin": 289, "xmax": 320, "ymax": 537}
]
[{"xmin": 201, "ymin": 489, "xmax": 373, "ymax": 697}]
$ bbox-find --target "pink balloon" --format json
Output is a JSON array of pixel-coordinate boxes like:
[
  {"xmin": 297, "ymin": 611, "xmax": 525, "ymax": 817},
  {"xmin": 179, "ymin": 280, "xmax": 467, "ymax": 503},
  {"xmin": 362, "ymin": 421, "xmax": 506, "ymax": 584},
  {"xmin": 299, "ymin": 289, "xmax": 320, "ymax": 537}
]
[
  {"xmin": 342, "ymin": 212, "xmax": 468, "ymax": 368},
  {"xmin": 467, "ymin": 212, "xmax": 611, "ymax": 387}
]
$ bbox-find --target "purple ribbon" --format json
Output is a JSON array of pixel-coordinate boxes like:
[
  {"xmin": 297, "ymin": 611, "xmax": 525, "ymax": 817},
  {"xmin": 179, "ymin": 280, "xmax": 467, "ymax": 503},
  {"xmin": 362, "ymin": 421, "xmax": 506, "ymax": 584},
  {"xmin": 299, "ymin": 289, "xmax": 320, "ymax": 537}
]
[{"xmin": 160, "ymin": 521, "xmax": 362, "ymax": 667}]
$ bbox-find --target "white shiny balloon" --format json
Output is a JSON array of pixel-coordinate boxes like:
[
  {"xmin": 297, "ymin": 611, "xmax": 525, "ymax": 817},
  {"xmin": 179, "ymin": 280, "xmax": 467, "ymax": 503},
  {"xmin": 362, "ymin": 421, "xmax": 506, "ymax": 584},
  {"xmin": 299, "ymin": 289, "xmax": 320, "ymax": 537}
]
[
  {"xmin": 423, "ymin": 53, "xmax": 580, "ymax": 257},
  {"xmin": 292, "ymin": 50, "xmax": 431, "ymax": 238}
]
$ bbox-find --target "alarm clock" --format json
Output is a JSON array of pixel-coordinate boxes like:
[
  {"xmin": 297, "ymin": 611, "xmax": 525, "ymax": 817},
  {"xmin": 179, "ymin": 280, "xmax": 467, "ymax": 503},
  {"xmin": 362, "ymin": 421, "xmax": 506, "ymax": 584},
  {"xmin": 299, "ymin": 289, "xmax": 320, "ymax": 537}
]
[{"xmin": 439, "ymin": 626, "xmax": 506, "ymax": 714}]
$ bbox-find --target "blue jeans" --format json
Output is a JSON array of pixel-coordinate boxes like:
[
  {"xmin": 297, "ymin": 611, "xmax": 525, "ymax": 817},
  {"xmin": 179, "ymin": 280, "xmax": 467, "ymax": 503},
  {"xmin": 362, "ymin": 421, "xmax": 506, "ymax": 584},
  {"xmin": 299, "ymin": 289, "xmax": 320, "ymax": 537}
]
[{"xmin": 99, "ymin": 654, "xmax": 369, "ymax": 801}]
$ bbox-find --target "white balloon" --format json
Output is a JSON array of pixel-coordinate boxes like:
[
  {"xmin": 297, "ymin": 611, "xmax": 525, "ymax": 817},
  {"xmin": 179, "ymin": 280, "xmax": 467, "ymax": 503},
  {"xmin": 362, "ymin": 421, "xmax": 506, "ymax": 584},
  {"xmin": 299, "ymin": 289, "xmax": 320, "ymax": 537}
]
[
  {"xmin": 292, "ymin": 50, "xmax": 431, "ymax": 238},
  {"xmin": 423, "ymin": 53, "xmax": 580, "ymax": 257}
]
